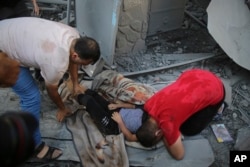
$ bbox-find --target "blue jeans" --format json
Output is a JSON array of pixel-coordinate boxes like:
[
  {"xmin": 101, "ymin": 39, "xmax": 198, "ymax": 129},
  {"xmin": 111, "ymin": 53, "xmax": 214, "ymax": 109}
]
[{"xmin": 12, "ymin": 67, "xmax": 41, "ymax": 147}]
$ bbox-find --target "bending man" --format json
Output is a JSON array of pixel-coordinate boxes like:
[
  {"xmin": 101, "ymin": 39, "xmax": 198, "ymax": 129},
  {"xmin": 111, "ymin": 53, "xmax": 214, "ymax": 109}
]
[
  {"xmin": 136, "ymin": 69, "xmax": 226, "ymax": 160},
  {"xmin": 0, "ymin": 17, "xmax": 100, "ymax": 161}
]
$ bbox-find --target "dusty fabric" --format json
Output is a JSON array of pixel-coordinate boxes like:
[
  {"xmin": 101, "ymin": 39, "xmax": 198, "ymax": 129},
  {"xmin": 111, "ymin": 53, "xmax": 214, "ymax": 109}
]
[
  {"xmin": 58, "ymin": 72, "xmax": 155, "ymax": 166},
  {"xmin": 58, "ymin": 76, "xmax": 85, "ymax": 113},
  {"xmin": 92, "ymin": 70, "xmax": 156, "ymax": 105},
  {"xmin": 66, "ymin": 110, "xmax": 129, "ymax": 167},
  {"xmin": 58, "ymin": 69, "xmax": 156, "ymax": 108}
]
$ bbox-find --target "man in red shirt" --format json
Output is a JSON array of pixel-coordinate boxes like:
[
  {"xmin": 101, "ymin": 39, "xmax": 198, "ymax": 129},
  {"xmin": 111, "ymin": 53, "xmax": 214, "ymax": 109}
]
[{"xmin": 136, "ymin": 69, "xmax": 225, "ymax": 160}]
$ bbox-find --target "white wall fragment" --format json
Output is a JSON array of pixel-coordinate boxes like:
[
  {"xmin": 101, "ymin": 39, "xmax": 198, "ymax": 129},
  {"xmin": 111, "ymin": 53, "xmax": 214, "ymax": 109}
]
[{"xmin": 207, "ymin": 0, "xmax": 250, "ymax": 70}]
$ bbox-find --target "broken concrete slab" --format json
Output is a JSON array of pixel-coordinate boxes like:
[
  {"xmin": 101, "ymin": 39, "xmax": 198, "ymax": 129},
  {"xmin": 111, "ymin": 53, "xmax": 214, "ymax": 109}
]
[
  {"xmin": 221, "ymin": 78, "xmax": 232, "ymax": 108},
  {"xmin": 120, "ymin": 53, "xmax": 216, "ymax": 77},
  {"xmin": 207, "ymin": 0, "xmax": 250, "ymax": 70},
  {"xmin": 234, "ymin": 126, "xmax": 250, "ymax": 150}
]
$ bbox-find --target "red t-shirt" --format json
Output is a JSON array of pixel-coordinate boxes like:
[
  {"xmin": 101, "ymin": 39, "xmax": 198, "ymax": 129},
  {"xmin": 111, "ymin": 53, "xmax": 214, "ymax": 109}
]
[{"xmin": 144, "ymin": 69, "xmax": 224, "ymax": 146}]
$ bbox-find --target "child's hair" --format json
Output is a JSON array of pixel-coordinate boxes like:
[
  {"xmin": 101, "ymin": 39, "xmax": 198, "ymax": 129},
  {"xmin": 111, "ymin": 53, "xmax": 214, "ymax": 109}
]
[{"xmin": 136, "ymin": 118, "xmax": 159, "ymax": 147}]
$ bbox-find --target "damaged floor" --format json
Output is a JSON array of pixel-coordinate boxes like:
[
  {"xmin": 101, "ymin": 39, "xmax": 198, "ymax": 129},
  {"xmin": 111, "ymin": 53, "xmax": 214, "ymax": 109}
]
[{"xmin": 1, "ymin": 1, "xmax": 250, "ymax": 167}]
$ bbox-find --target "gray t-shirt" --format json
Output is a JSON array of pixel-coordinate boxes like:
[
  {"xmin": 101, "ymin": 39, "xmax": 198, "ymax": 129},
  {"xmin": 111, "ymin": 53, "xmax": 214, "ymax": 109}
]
[{"xmin": 119, "ymin": 108, "xmax": 144, "ymax": 133}]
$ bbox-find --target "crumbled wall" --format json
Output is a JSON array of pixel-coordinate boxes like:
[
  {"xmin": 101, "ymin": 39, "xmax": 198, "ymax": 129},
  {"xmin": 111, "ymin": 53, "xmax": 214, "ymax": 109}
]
[
  {"xmin": 116, "ymin": 0, "xmax": 149, "ymax": 54},
  {"xmin": 115, "ymin": 0, "xmax": 186, "ymax": 55}
]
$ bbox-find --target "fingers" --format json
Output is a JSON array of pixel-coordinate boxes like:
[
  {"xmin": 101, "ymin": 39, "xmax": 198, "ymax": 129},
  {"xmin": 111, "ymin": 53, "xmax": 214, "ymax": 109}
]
[
  {"xmin": 56, "ymin": 113, "xmax": 64, "ymax": 122},
  {"xmin": 56, "ymin": 110, "xmax": 73, "ymax": 122},
  {"xmin": 111, "ymin": 112, "xmax": 115, "ymax": 118},
  {"xmin": 32, "ymin": 8, "xmax": 40, "ymax": 17},
  {"xmin": 108, "ymin": 104, "xmax": 116, "ymax": 110},
  {"xmin": 112, "ymin": 112, "xmax": 117, "ymax": 116},
  {"xmin": 111, "ymin": 112, "xmax": 119, "ymax": 119},
  {"xmin": 73, "ymin": 85, "xmax": 86, "ymax": 96}
]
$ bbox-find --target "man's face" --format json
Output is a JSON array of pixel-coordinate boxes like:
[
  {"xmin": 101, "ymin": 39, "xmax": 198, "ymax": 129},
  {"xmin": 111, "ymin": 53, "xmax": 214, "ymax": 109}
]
[
  {"xmin": 77, "ymin": 58, "xmax": 94, "ymax": 66},
  {"xmin": 70, "ymin": 52, "xmax": 94, "ymax": 65}
]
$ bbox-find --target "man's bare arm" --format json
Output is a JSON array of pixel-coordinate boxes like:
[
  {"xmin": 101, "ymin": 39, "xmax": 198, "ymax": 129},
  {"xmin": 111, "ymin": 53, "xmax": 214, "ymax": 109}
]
[
  {"xmin": 163, "ymin": 134, "xmax": 184, "ymax": 160},
  {"xmin": 68, "ymin": 61, "xmax": 84, "ymax": 95},
  {"xmin": 46, "ymin": 83, "xmax": 72, "ymax": 122}
]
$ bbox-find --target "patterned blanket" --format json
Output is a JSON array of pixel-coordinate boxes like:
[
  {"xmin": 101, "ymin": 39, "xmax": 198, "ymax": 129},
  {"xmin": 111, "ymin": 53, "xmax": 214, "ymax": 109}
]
[
  {"xmin": 58, "ymin": 70, "xmax": 156, "ymax": 167},
  {"xmin": 66, "ymin": 110, "xmax": 129, "ymax": 167},
  {"xmin": 91, "ymin": 70, "xmax": 156, "ymax": 104}
]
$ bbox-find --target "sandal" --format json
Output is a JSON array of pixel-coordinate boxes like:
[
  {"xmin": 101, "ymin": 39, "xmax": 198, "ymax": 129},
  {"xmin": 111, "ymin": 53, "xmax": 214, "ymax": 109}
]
[
  {"xmin": 28, "ymin": 142, "xmax": 63, "ymax": 162},
  {"xmin": 213, "ymin": 102, "xmax": 228, "ymax": 121}
]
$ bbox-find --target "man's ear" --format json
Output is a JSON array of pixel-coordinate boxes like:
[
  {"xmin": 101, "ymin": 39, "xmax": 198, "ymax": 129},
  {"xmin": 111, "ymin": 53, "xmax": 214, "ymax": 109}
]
[
  {"xmin": 70, "ymin": 52, "xmax": 79, "ymax": 60},
  {"xmin": 155, "ymin": 129, "xmax": 163, "ymax": 137}
]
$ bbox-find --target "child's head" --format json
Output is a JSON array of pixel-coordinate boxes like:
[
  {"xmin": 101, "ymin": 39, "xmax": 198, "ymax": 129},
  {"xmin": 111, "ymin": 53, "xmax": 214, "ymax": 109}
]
[{"xmin": 136, "ymin": 117, "xmax": 163, "ymax": 147}]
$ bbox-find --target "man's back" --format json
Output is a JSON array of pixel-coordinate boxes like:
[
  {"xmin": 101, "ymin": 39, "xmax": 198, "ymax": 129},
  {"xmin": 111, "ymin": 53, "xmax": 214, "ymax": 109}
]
[
  {"xmin": 0, "ymin": 17, "xmax": 80, "ymax": 84},
  {"xmin": 144, "ymin": 69, "xmax": 225, "ymax": 145}
]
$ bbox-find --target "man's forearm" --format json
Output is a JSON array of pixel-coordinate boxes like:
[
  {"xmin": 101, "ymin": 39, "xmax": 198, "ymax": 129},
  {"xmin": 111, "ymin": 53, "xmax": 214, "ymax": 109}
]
[
  {"xmin": 163, "ymin": 135, "xmax": 184, "ymax": 160},
  {"xmin": 46, "ymin": 84, "xmax": 65, "ymax": 110},
  {"xmin": 69, "ymin": 62, "xmax": 79, "ymax": 85}
]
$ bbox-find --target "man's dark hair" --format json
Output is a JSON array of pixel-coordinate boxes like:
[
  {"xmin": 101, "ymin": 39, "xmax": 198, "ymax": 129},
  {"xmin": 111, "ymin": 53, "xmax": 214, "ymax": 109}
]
[
  {"xmin": 74, "ymin": 36, "xmax": 100, "ymax": 64},
  {"xmin": 136, "ymin": 119, "xmax": 159, "ymax": 147}
]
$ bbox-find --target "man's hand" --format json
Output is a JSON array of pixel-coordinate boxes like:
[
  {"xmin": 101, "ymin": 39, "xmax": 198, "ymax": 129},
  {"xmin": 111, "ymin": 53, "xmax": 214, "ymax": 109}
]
[
  {"xmin": 46, "ymin": 83, "xmax": 72, "ymax": 122},
  {"xmin": 0, "ymin": 52, "xmax": 20, "ymax": 87},
  {"xmin": 73, "ymin": 84, "xmax": 86, "ymax": 96},
  {"xmin": 56, "ymin": 107, "xmax": 73, "ymax": 122}
]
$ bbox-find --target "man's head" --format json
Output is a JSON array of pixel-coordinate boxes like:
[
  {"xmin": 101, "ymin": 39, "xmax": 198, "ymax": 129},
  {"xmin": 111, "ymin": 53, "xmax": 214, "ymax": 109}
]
[
  {"xmin": 70, "ymin": 36, "xmax": 100, "ymax": 65},
  {"xmin": 136, "ymin": 117, "xmax": 163, "ymax": 147}
]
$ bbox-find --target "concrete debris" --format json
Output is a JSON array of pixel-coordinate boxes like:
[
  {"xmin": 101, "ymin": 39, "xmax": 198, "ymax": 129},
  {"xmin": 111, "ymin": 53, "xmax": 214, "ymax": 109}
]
[
  {"xmin": 234, "ymin": 126, "xmax": 250, "ymax": 150},
  {"xmin": 118, "ymin": 53, "xmax": 216, "ymax": 77}
]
